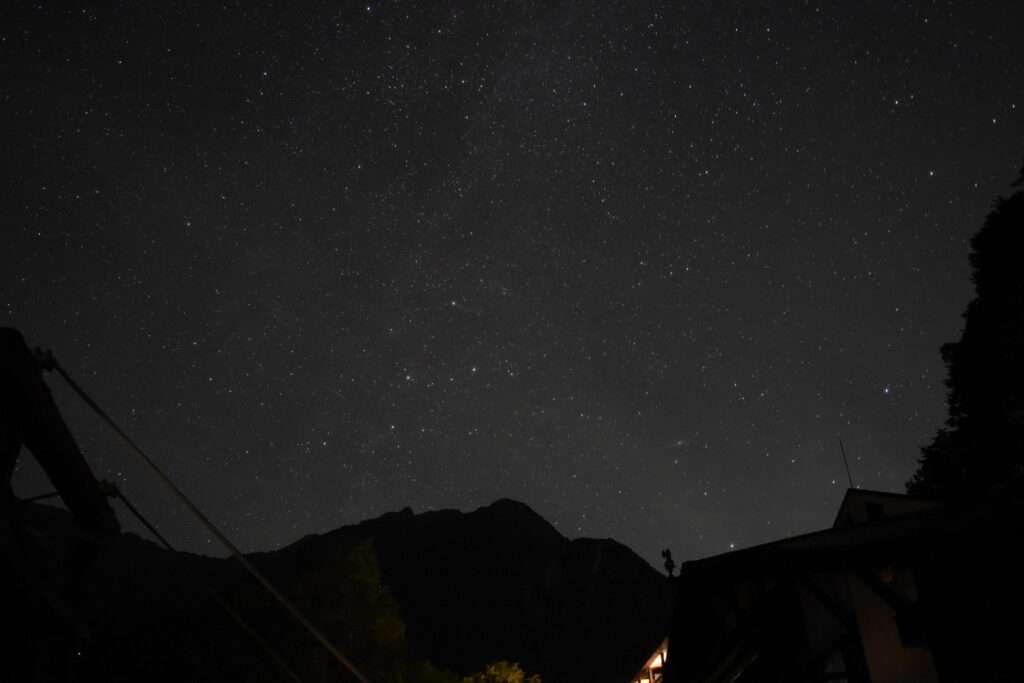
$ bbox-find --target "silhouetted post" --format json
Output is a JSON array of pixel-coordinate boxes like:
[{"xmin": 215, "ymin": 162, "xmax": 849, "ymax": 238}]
[{"xmin": 661, "ymin": 548, "xmax": 675, "ymax": 578}]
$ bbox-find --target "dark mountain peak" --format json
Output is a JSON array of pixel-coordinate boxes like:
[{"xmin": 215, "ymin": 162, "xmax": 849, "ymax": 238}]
[
  {"xmin": 7, "ymin": 498, "xmax": 671, "ymax": 683},
  {"xmin": 374, "ymin": 504, "xmax": 416, "ymax": 525},
  {"xmin": 470, "ymin": 498, "xmax": 562, "ymax": 539},
  {"xmin": 479, "ymin": 497, "xmax": 534, "ymax": 513}
]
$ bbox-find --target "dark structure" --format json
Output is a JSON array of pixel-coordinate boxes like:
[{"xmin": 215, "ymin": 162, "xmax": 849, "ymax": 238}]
[
  {"xmin": 664, "ymin": 488, "xmax": 1024, "ymax": 682},
  {"xmin": 629, "ymin": 638, "xmax": 669, "ymax": 683},
  {"xmin": 0, "ymin": 328, "xmax": 119, "ymax": 534},
  {"xmin": 1, "ymin": 327, "xmax": 120, "ymax": 680}
]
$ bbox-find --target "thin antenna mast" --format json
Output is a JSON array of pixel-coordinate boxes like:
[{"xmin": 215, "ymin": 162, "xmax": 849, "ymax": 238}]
[{"xmin": 838, "ymin": 436, "xmax": 855, "ymax": 488}]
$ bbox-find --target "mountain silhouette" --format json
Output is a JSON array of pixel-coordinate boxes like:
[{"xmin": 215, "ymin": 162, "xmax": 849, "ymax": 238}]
[{"xmin": 9, "ymin": 498, "xmax": 672, "ymax": 682}]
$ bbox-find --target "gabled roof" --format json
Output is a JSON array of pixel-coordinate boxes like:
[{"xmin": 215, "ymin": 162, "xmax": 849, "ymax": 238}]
[
  {"xmin": 679, "ymin": 501, "xmax": 955, "ymax": 583},
  {"xmin": 832, "ymin": 487, "xmax": 940, "ymax": 528}
]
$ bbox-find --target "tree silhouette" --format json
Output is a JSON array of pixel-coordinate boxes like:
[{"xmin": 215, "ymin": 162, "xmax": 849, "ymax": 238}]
[
  {"xmin": 462, "ymin": 660, "xmax": 541, "ymax": 683},
  {"xmin": 908, "ymin": 165, "xmax": 1024, "ymax": 501},
  {"xmin": 287, "ymin": 540, "xmax": 408, "ymax": 682}
]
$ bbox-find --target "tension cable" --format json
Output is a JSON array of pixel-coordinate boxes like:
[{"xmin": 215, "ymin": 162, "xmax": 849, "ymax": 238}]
[{"xmin": 42, "ymin": 353, "xmax": 370, "ymax": 683}]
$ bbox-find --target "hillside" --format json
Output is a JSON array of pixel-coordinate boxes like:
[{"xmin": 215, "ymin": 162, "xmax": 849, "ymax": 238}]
[{"xmin": 11, "ymin": 499, "xmax": 673, "ymax": 682}]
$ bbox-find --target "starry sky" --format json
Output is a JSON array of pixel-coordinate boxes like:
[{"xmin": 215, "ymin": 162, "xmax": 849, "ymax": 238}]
[{"xmin": 3, "ymin": 1, "xmax": 1022, "ymax": 568}]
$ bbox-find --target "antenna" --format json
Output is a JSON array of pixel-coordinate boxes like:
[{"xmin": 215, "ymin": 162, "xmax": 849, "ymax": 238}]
[{"xmin": 838, "ymin": 436, "xmax": 855, "ymax": 489}]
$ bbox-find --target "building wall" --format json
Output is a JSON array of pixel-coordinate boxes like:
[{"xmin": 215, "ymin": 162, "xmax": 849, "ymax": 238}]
[{"xmin": 846, "ymin": 568, "xmax": 937, "ymax": 683}]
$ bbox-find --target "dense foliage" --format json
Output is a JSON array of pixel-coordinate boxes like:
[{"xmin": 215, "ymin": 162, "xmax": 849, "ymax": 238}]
[
  {"xmin": 285, "ymin": 541, "xmax": 542, "ymax": 683},
  {"xmin": 908, "ymin": 166, "xmax": 1024, "ymax": 500},
  {"xmin": 462, "ymin": 660, "xmax": 542, "ymax": 683}
]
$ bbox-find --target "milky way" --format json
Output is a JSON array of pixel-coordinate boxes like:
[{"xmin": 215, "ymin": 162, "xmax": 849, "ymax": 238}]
[{"xmin": 3, "ymin": 1, "xmax": 1022, "ymax": 566}]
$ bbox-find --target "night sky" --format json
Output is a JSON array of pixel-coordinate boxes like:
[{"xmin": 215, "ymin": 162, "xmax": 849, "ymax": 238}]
[{"xmin": 3, "ymin": 2, "xmax": 1022, "ymax": 568}]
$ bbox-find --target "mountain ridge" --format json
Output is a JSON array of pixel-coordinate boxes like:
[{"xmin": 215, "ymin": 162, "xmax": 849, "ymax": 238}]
[{"xmin": 14, "ymin": 497, "xmax": 673, "ymax": 682}]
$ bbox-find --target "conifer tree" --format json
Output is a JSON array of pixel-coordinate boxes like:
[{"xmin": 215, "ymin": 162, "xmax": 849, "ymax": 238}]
[{"xmin": 908, "ymin": 165, "xmax": 1024, "ymax": 500}]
